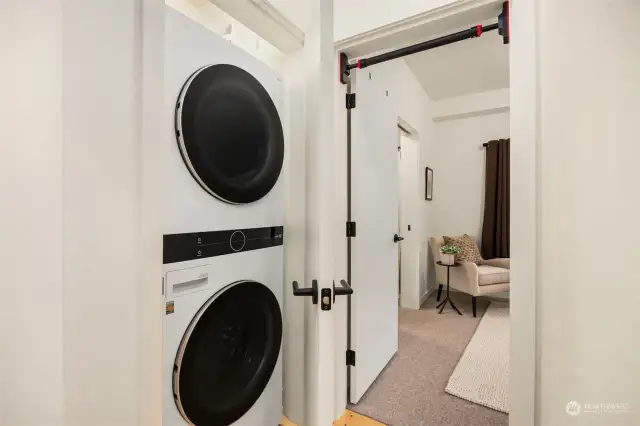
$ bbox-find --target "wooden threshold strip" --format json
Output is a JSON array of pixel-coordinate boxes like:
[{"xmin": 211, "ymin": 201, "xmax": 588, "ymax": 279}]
[{"xmin": 283, "ymin": 410, "xmax": 386, "ymax": 426}]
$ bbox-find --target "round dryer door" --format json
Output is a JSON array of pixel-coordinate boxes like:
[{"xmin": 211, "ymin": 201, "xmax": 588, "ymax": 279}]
[
  {"xmin": 173, "ymin": 281, "xmax": 282, "ymax": 426},
  {"xmin": 176, "ymin": 64, "xmax": 285, "ymax": 204}
]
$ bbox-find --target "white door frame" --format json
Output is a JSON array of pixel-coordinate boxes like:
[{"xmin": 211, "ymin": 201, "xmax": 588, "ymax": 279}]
[{"xmin": 333, "ymin": 1, "xmax": 538, "ymax": 424}]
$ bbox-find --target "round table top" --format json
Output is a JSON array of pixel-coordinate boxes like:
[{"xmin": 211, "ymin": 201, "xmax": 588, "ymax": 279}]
[{"xmin": 436, "ymin": 261, "xmax": 462, "ymax": 267}]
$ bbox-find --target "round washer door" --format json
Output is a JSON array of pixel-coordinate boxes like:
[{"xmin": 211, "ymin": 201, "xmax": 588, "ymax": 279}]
[
  {"xmin": 176, "ymin": 64, "xmax": 285, "ymax": 204},
  {"xmin": 173, "ymin": 281, "xmax": 282, "ymax": 426}
]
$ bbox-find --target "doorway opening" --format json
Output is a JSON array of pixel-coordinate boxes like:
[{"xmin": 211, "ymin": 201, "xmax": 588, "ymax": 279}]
[
  {"xmin": 397, "ymin": 126, "xmax": 420, "ymax": 309},
  {"xmin": 343, "ymin": 4, "xmax": 512, "ymax": 425}
]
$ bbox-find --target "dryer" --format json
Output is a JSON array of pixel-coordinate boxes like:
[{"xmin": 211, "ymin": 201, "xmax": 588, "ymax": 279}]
[
  {"xmin": 164, "ymin": 7, "xmax": 285, "ymax": 235},
  {"xmin": 163, "ymin": 7, "xmax": 285, "ymax": 426}
]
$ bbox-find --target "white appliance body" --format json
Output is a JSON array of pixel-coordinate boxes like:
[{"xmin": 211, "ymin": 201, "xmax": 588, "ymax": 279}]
[
  {"xmin": 164, "ymin": 7, "xmax": 284, "ymax": 235},
  {"xmin": 163, "ymin": 7, "xmax": 285, "ymax": 426},
  {"xmin": 163, "ymin": 246, "xmax": 283, "ymax": 426}
]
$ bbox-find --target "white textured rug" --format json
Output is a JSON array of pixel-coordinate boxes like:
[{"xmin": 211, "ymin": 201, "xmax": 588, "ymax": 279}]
[{"xmin": 445, "ymin": 302, "xmax": 509, "ymax": 413}]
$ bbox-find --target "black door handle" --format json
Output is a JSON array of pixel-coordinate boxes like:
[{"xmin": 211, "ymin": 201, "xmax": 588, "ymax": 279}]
[
  {"xmin": 292, "ymin": 280, "xmax": 318, "ymax": 304},
  {"xmin": 334, "ymin": 279, "xmax": 353, "ymax": 296},
  {"xmin": 394, "ymin": 234, "xmax": 404, "ymax": 243},
  {"xmin": 333, "ymin": 279, "xmax": 353, "ymax": 302}
]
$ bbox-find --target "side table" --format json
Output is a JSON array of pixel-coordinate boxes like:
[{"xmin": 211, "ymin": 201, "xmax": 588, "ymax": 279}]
[{"xmin": 436, "ymin": 261, "xmax": 462, "ymax": 315}]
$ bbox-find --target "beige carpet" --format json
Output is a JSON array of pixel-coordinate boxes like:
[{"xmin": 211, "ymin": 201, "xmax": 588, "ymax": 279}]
[
  {"xmin": 348, "ymin": 292, "xmax": 508, "ymax": 426},
  {"xmin": 445, "ymin": 302, "xmax": 509, "ymax": 413}
]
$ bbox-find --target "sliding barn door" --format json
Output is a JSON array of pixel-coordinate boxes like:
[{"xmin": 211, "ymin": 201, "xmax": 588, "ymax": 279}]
[{"xmin": 349, "ymin": 70, "xmax": 399, "ymax": 403}]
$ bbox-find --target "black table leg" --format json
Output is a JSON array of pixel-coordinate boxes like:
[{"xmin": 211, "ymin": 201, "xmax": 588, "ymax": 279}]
[
  {"xmin": 448, "ymin": 297, "xmax": 462, "ymax": 315},
  {"xmin": 436, "ymin": 263, "xmax": 462, "ymax": 315}
]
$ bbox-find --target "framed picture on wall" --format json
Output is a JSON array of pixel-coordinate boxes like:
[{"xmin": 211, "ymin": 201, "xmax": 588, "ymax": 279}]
[{"xmin": 425, "ymin": 167, "xmax": 433, "ymax": 201}]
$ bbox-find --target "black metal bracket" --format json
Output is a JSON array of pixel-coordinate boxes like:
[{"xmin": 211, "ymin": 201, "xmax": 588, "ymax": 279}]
[
  {"xmin": 333, "ymin": 279, "xmax": 354, "ymax": 303},
  {"xmin": 346, "ymin": 349, "xmax": 356, "ymax": 366},
  {"xmin": 498, "ymin": 1, "xmax": 510, "ymax": 45},
  {"xmin": 346, "ymin": 221, "xmax": 356, "ymax": 237},
  {"xmin": 346, "ymin": 93, "xmax": 356, "ymax": 109},
  {"xmin": 292, "ymin": 280, "xmax": 318, "ymax": 305},
  {"xmin": 339, "ymin": 52, "xmax": 350, "ymax": 84}
]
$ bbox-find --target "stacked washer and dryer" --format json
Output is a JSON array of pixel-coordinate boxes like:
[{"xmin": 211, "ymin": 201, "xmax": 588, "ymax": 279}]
[{"xmin": 163, "ymin": 8, "xmax": 285, "ymax": 426}]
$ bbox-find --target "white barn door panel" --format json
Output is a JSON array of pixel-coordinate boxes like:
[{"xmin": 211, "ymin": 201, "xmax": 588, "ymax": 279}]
[{"xmin": 349, "ymin": 71, "xmax": 399, "ymax": 404}]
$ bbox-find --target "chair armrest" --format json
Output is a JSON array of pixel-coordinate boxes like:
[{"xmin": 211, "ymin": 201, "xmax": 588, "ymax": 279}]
[
  {"xmin": 448, "ymin": 262, "xmax": 480, "ymax": 295},
  {"xmin": 483, "ymin": 258, "xmax": 510, "ymax": 269}
]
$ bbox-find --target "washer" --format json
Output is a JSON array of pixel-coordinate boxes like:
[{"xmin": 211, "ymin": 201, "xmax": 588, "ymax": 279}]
[
  {"xmin": 164, "ymin": 7, "xmax": 285, "ymax": 235},
  {"xmin": 163, "ymin": 227, "xmax": 283, "ymax": 426},
  {"xmin": 163, "ymin": 8, "xmax": 284, "ymax": 426}
]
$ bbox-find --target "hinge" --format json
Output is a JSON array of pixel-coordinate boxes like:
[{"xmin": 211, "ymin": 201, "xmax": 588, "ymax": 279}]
[
  {"xmin": 346, "ymin": 93, "xmax": 356, "ymax": 109},
  {"xmin": 346, "ymin": 350, "xmax": 356, "ymax": 366},
  {"xmin": 346, "ymin": 221, "xmax": 356, "ymax": 237}
]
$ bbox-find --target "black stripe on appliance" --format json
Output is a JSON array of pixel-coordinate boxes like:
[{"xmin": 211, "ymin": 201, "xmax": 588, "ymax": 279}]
[{"xmin": 163, "ymin": 226, "xmax": 283, "ymax": 264}]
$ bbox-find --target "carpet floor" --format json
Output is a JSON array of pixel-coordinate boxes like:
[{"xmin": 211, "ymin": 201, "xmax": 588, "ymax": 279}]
[{"xmin": 348, "ymin": 292, "xmax": 509, "ymax": 426}]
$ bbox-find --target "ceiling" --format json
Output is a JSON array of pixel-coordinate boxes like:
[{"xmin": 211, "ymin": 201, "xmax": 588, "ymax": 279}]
[
  {"xmin": 404, "ymin": 24, "xmax": 509, "ymax": 101},
  {"xmin": 267, "ymin": 0, "xmax": 310, "ymax": 32}
]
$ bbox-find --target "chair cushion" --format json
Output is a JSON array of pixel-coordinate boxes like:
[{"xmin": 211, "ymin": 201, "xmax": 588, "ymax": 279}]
[
  {"xmin": 443, "ymin": 234, "xmax": 483, "ymax": 264},
  {"xmin": 477, "ymin": 265, "xmax": 510, "ymax": 286}
]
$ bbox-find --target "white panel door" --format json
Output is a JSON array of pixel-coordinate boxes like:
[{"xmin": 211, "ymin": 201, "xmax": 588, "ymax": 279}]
[
  {"xmin": 349, "ymin": 71, "xmax": 399, "ymax": 403},
  {"xmin": 399, "ymin": 135, "xmax": 421, "ymax": 309}
]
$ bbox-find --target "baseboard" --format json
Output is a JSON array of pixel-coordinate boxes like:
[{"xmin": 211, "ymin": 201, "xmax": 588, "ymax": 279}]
[
  {"xmin": 489, "ymin": 291, "xmax": 510, "ymax": 300},
  {"xmin": 420, "ymin": 288, "xmax": 435, "ymax": 306}
]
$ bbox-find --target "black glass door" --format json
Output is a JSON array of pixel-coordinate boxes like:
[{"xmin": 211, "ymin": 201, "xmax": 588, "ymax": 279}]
[
  {"xmin": 176, "ymin": 64, "xmax": 285, "ymax": 204},
  {"xmin": 174, "ymin": 281, "xmax": 282, "ymax": 426}
]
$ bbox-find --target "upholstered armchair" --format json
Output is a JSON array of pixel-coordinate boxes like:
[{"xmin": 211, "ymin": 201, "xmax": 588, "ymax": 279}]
[{"xmin": 429, "ymin": 236, "xmax": 510, "ymax": 317}]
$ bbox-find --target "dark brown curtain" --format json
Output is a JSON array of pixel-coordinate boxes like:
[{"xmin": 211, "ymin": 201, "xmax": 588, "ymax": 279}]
[{"xmin": 481, "ymin": 138, "xmax": 510, "ymax": 259}]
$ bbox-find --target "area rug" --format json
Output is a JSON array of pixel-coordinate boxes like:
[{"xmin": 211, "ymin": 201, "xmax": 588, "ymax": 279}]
[{"xmin": 445, "ymin": 302, "xmax": 509, "ymax": 413}]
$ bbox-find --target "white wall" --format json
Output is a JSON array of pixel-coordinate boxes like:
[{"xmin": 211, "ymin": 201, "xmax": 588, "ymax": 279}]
[
  {"xmin": 334, "ymin": 0, "xmax": 457, "ymax": 41},
  {"xmin": 166, "ymin": 0, "xmax": 286, "ymax": 72},
  {"xmin": 536, "ymin": 1, "xmax": 640, "ymax": 425},
  {"xmin": 271, "ymin": 0, "xmax": 464, "ymax": 43},
  {"xmin": 62, "ymin": 1, "xmax": 164, "ymax": 424},
  {"xmin": 269, "ymin": 0, "xmax": 311, "ymax": 33},
  {"xmin": 1, "ymin": 1, "xmax": 164, "ymax": 424},
  {"xmin": 433, "ymin": 88, "xmax": 510, "ymax": 121},
  {"xmin": 430, "ymin": 111, "xmax": 510, "ymax": 239},
  {"xmin": 429, "ymin": 108, "xmax": 509, "ymax": 297},
  {"xmin": 0, "ymin": 2, "xmax": 64, "ymax": 425}
]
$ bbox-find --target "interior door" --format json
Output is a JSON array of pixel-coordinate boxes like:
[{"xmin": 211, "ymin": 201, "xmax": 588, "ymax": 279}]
[
  {"xmin": 349, "ymin": 71, "xmax": 399, "ymax": 404},
  {"xmin": 399, "ymin": 134, "xmax": 420, "ymax": 309}
]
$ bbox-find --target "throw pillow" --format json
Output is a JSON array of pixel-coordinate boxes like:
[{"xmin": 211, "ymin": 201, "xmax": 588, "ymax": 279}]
[{"xmin": 443, "ymin": 234, "xmax": 483, "ymax": 264}]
